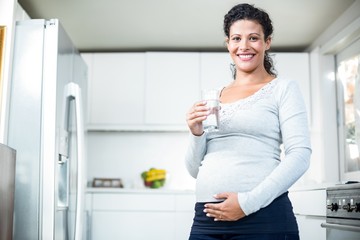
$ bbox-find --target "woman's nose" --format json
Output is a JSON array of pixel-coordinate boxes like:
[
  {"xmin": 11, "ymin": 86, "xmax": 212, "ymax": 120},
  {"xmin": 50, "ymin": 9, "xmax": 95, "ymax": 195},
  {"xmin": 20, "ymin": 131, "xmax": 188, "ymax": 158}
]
[{"xmin": 238, "ymin": 39, "xmax": 249, "ymax": 50}]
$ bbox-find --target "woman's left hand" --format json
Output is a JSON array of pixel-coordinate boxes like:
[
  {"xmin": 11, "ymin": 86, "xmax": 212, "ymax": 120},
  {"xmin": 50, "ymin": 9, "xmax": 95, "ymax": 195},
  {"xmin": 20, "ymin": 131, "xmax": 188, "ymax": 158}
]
[{"xmin": 204, "ymin": 192, "xmax": 246, "ymax": 221}]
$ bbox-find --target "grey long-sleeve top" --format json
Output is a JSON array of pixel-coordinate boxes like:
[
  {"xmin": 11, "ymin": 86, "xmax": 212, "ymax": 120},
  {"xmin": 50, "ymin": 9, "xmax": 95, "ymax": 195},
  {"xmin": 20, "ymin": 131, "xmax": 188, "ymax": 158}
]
[{"xmin": 185, "ymin": 78, "xmax": 311, "ymax": 216}]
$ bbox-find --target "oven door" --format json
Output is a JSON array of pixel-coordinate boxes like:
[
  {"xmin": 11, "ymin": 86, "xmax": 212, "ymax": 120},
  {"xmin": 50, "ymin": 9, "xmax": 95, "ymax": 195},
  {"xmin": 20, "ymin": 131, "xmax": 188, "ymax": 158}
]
[{"xmin": 321, "ymin": 222, "xmax": 360, "ymax": 240}]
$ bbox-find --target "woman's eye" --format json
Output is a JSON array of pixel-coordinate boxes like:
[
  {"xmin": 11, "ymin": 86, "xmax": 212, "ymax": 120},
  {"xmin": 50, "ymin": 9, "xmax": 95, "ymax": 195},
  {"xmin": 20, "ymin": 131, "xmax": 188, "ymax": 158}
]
[
  {"xmin": 232, "ymin": 37, "xmax": 241, "ymax": 42},
  {"xmin": 249, "ymin": 36, "xmax": 258, "ymax": 41}
]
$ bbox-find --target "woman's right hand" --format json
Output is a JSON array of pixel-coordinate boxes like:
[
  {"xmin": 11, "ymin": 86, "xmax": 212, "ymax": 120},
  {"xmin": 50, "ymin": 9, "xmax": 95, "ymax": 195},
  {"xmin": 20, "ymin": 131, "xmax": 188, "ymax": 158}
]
[{"xmin": 186, "ymin": 101, "xmax": 209, "ymax": 136}]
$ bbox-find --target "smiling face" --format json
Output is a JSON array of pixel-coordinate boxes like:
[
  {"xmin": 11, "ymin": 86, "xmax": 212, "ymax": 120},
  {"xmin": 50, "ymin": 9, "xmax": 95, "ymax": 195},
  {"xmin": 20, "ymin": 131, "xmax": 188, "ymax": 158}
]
[{"xmin": 226, "ymin": 20, "xmax": 271, "ymax": 76}]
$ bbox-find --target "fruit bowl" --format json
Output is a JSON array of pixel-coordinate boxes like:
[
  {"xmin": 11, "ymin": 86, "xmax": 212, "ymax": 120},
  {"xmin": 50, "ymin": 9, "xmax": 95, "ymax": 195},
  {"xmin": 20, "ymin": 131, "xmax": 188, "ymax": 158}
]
[{"xmin": 141, "ymin": 168, "xmax": 166, "ymax": 189}]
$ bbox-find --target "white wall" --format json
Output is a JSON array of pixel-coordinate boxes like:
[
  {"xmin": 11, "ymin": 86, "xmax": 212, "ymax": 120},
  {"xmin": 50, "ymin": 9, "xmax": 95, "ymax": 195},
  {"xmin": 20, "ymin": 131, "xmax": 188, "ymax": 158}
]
[
  {"xmin": 0, "ymin": 0, "xmax": 16, "ymax": 143},
  {"xmin": 87, "ymin": 131, "xmax": 196, "ymax": 190},
  {"xmin": 0, "ymin": 1, "xmax": 30, "ymax": 144},
  {"xmin": 305, "ymin": 0, "xmax": 360, "ymax": 184},
  {"xmin": 303, "ymin": 49, "xmax": 339, "ymax": 184}
]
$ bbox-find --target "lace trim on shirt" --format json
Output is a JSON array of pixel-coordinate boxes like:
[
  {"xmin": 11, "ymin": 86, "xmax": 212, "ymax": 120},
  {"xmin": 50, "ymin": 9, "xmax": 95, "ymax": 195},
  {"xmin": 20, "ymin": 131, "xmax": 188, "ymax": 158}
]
[{"xmin": 219, "ymin": 79, "xmax": 278, "ymax": 129}]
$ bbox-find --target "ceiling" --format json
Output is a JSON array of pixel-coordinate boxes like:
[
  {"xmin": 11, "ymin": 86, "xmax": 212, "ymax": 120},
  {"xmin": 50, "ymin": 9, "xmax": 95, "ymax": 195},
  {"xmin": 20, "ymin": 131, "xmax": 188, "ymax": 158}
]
[{"xmin": 18, "ymin": 0, "xmax": 356, "ymax": 52}]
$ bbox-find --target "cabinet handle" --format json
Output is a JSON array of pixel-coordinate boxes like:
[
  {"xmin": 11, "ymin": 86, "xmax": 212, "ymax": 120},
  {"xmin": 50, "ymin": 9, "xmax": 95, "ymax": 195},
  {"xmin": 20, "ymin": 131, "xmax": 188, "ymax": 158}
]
[{"xmin": 321, "ymin": 223, "xmax": 360, "ymax": 232}]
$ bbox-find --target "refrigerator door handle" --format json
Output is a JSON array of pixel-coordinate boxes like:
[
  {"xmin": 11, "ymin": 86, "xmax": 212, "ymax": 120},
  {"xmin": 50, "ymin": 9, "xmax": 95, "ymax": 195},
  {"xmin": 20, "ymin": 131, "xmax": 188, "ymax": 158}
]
[{"xmin": 63, "ymin": 82, "xmax": 86, "ymax": 240}]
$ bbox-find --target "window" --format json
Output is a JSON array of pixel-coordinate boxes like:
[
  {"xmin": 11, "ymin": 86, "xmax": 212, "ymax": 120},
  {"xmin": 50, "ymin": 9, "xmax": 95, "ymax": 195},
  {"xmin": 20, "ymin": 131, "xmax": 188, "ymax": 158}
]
[{"xmin": 336, "ymin": 38, "xmax": 360, "ymax": 180}]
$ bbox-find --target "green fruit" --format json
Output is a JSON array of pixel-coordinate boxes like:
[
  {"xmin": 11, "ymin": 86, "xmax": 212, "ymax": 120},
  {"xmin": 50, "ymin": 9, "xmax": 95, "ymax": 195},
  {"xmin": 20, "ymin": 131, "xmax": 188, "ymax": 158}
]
[
  {"xmin": 141, "ymin": 171, "xmax": 147, "ymax": 180},
  {"xmin": 151, "ymin": 180, "xmax": 162, "ymax": 189}
]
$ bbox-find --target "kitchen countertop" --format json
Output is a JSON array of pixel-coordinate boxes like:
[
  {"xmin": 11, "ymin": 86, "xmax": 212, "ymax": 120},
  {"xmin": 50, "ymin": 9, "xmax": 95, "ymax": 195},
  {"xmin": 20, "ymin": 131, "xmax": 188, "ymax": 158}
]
[
  {"xmin": 289, "ymin": 182, "xmax": 339, "ymax": 192},
  {"xmin": 87, "ymin": 182, "xmax": 343, "ymax": 194},
  {"xmin": 86, "ymin": 187, "xmax": 195, "ymax": 195}
]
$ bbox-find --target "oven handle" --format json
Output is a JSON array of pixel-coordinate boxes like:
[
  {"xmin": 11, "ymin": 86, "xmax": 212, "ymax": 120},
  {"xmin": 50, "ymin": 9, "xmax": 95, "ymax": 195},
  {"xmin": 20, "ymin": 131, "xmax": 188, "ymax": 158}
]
[{"xmin": 321, "ymin": 223, "xmax": 360, "ymax": 232}]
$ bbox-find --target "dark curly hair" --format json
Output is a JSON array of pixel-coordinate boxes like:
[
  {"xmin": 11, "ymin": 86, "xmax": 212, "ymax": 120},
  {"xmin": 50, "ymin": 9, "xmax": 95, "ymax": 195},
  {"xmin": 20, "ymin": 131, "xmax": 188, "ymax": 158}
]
[{"xmin": 223, "ymin": 3, "xmax": 277, "ymax": 79}]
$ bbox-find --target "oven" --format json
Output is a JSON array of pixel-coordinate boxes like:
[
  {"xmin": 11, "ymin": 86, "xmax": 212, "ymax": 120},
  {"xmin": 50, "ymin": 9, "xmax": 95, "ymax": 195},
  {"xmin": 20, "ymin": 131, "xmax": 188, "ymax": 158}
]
[{"xmin": 321, "ymin": 183, "xmax": 360, "ymax": 240}]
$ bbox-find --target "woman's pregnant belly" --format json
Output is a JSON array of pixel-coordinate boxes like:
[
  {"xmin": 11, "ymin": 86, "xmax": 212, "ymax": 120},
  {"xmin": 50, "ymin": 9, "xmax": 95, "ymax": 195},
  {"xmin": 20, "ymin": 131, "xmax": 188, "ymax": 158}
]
[{"xmin": 195, "ymin": 151, "xmax": 279, "ymax": 202}]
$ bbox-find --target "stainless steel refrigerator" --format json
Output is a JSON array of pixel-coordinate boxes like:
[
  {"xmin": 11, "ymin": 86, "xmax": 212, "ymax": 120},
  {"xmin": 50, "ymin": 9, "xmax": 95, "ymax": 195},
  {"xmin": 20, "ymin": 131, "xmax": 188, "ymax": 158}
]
[{"xmin": 8, "ymin": 19, "xmax": 87, "ymax": 240}]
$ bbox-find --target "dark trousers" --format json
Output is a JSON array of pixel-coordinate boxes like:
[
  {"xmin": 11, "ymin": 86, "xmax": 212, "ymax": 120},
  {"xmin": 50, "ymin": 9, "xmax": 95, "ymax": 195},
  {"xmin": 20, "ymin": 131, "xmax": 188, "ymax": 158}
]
[
  {"xmin": 189, "ymin": 233, "xmax": 299, "ymax": 240},
  {"xmin": 189, "ymin": 192, "xmax": 299, "ymax": 239}
]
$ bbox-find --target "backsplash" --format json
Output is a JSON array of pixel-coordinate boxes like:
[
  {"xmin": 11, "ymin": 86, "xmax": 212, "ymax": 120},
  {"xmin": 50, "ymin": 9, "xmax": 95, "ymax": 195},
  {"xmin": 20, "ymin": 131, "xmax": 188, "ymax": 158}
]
[
  {"xmin": 86, "ymin": 131, "xmax": 196, "ymax": 190},
  {"xmin": 86, "ymin": 129, "xmax": 339, "ymax": 191}
]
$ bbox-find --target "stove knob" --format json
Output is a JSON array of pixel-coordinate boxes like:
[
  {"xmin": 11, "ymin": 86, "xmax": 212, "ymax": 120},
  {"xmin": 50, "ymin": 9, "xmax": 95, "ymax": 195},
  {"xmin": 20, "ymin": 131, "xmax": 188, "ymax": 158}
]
[
  {"xmin": 342, "ymin": 203, "xmax": 357, "ymax": 212},
  {"xmin": 327, "ymin": 203, "xmax": 338, "ymax": 211},
  {"xmin": 351, "ymin": 204, "xmax": 357, "ymax": 212}
]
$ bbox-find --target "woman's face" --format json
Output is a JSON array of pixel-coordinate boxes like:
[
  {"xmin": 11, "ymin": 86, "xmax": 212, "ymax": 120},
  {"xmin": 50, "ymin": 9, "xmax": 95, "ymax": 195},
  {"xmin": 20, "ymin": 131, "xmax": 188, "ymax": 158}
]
[{"xmin": 226, "ymin": 19, "xmax": 271, "ymax": 76}]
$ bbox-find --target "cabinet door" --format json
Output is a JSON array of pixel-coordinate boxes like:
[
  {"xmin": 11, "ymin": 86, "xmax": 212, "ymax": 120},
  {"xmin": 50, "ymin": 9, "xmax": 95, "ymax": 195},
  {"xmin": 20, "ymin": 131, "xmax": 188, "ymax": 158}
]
[
  {"xmin": 145, "ymin": 52, "xmax": 200, "ymax": 126},
  {"xmin": 89, "ymin": 53, "xmax": 145, "ymax": 128},
  {"xmin": 272, "ymin": 53, "xmax": 311, "ymax": 120},
  {"xmin": 289, "ymin": 190, "xmax": 326, "ymax": 240},
  {"xmin": 175, "ymin": 212, "xmax": 193, "ymax": 240},
  {"xmin": 289, "ymin": 190, "xmax": 326, "ymax": 216},
  {"xmin": 296, "ymin": 215, "xmax": 326, "ymax": 240},
  {"xmin": 174, "ymin": 194, "xmax": 195, "ymax": 240},
  {"xmin": 80, "ymin": 53, "xmax": 93, "ymax": 125},
  {"xmin": 91, "ymin": 193, "xmax": 176, "ymax": 240},
  {"xmin": 200, "ymin": 52, "xmax": 233, "ymax": 90}
]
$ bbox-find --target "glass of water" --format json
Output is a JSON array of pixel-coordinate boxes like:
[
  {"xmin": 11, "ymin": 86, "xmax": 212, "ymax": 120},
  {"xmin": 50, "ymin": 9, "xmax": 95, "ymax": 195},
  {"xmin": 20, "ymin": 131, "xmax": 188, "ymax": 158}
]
[{"xmin": 202, "ymin": 89, "xmax": 220, "ymax": 132}]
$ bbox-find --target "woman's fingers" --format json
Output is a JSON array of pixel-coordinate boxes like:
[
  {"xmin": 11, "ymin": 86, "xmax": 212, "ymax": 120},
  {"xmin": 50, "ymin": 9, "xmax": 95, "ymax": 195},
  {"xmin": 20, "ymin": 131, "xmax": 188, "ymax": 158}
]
[
  {"xmin": 186, "ymin": 101, "xmax": 209, "ymax": 136},
  {"xmin": 187, "ymin": 101, "xmax": 209, "ymax": 120}
]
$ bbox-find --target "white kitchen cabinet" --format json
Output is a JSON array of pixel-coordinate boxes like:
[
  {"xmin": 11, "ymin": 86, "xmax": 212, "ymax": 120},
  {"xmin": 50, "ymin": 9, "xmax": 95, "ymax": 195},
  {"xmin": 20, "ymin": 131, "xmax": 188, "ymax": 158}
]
[
  {"xmin": 145, "ymin": 52, "xmax": 200, "ymax": 127},
  {"xmin": 80, "ymin": 53, "xmax": 93, "ymax": 125},
  {"xmin": 92, "ymin": 211, "xmax": 175, "ymax": 239},
  {"xmin": 272, "ymin": 53, "xmax": 311, "ymax": 122},
  {"xmin": 87, "ymin": 189, "xmax": 195, "ymax": 240},
  {"xmin": 175, "ymin": 194, "xmax": 196, "ymax": 240},
  {"xmin": 84, "ymin": 52, "xmax": 310, "ymax": 131},
  {"xmin": 289, "ymin": 188, "xmax": 326, "ymax": 240},
  {"xmin": 200, "ymin": 52, "xmax": 233, "ymax": 90},
  {"xmin": 295, "ymin": 215, "xmax": 326, "ymax": 240},
  {"xmin": 85, "ymin": 53, "xmax": 146, "ymax": 129}
]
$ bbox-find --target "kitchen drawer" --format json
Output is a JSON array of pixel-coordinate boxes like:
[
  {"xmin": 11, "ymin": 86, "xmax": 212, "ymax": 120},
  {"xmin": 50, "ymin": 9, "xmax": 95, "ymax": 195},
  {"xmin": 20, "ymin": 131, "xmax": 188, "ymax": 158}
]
[
  {"xmin": 92, "ymin": 211, "xmax": 175, "ymax": 239},
  {"xmin": 289, "ymin": 189, "xmax": 326, "ymax": 216},
  {"xmin": 92, "ymin": 193, "xmax": 175, "ymax": 211}
]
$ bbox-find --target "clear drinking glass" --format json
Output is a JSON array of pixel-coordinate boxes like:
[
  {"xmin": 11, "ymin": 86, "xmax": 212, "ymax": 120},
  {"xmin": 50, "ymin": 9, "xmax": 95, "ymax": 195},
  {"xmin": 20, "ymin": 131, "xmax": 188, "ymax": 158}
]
[{"xmin": 202, "ymin": 89, "xmax": 220, "ymax": 132}]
